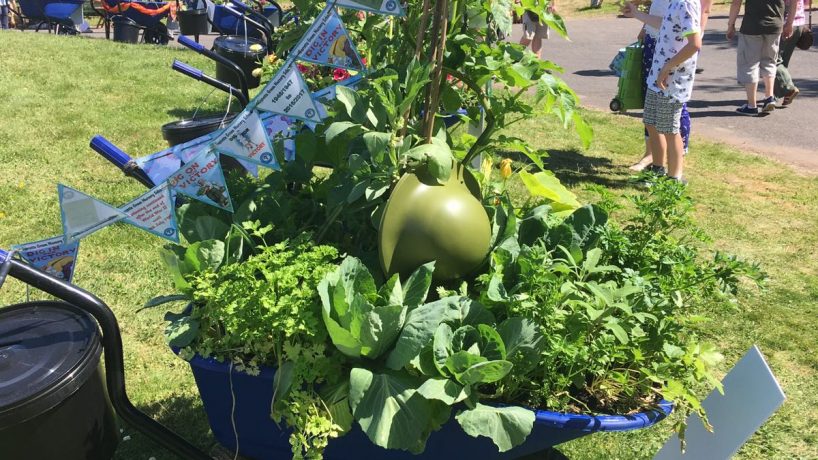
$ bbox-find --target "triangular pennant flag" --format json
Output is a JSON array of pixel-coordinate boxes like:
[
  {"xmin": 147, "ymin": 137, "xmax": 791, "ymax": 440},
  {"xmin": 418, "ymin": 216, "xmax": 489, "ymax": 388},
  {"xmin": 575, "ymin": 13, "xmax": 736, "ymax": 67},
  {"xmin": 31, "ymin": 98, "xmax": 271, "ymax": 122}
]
[
  {"xmin": 59, "ymin": 184, "xmax": 128, "ymax": 243},
  {"xmin": 212, "ymin": 109, "xmax": 279, "ymax": 169},
  {"xmin": 174, "ymin": 134, "xmax": 260, "ymax": 177},
  {"xmin": 261, "ymin": 113, "xmax": 298, "ymax": 162},
  {"xmin": 335, "ymin": 0, "xmax": 404, "ymax": 16},
  {"xmin": 136, "ymin": 148, "xmax": 183, "ymax": 185},
  {"xmin": 254, "ymin": 62, "xmax": 323, "ymax": 123},
  {"xmin": 308, "ymin": 74, "xmax": 365, "ymax": 130},
  {"xmin": 120, "ymin": 183, "xmax": 180, "ymax": 243},
  {"xmin": 12, "ymin": 236, "xmax": 80, "ymax": 283},
  {"xmin": 290, "ymin": 6, "xmax": 365, "ymax": 71},
  {"xmin": 167, "ymin": 149, "xmax": 234, "ymax": 212}
]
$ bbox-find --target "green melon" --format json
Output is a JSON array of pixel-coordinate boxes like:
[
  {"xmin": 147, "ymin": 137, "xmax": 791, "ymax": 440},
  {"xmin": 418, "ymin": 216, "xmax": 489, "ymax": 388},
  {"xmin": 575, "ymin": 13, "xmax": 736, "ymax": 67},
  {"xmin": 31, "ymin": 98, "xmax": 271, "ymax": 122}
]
[{"xmin": 378, "ymin": 163, "xmax": 491, "ymax": 281}]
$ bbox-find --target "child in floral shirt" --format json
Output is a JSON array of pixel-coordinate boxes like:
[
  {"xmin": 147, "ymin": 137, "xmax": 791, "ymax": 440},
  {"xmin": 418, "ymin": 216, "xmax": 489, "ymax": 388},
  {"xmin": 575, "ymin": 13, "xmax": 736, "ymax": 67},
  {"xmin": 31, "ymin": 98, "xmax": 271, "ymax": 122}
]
[{"xmin": 622, "ymin": 0, "xmax": 702, "ymax": 183}]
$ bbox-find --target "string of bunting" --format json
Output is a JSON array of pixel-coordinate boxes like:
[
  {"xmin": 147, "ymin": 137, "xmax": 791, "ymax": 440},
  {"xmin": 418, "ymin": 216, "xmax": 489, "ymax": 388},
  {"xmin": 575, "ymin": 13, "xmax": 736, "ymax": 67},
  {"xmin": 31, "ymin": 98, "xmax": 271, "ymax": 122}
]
[{"xmin": 8, "ymin": 1, "xmax": 380, "ymax": 282}]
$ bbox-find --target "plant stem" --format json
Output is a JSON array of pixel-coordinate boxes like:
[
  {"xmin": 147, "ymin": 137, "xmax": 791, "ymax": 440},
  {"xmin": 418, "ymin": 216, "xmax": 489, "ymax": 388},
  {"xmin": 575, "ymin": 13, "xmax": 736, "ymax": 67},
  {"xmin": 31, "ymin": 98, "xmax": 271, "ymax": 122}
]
[
  {"xmin": 422, "ymin": 0, "xmax": 449, "ymax": 142},
  {"xmin": 399, "ymin": 0, "xmax": 433, "ymax": 138}
]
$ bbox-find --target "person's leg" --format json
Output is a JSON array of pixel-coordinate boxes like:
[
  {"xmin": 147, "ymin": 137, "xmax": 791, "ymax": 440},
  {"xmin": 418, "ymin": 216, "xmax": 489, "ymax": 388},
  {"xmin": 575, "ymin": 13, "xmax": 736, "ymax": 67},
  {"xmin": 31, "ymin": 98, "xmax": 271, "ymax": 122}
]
[
  {"xmin": 530, "ymin": 27, "xmax": 544, "ymax": 59},
  {"xmin": 0, "ymin": 5, "xmax": 9, "ymax": 30},
  {"xmin": 745, "ymin": 82, "xmax": 759, "ymax": 106},
  {"xmin": 737, "ymin": 34, "xmax": 761, "ymax": 108},
  {"xmin": 665, "ymin": 133, "xmax": 684, "ymax": 179},
  {"xmin": 647, "ymin": 125, "xmax": 667, "ymax": 168},
  {"xmin": 759, "ymin": 34, "xmax": 780, "ymax": 109},
  {"xmin": 643, "ymin": 90, "xmax": 667, "ymax": 171},
  {"xmin": 779, "ymin": 26, "xmax": 802, "ymax": 69},
  {"xmin": 680, "ymin": 103, "xmax": 690, "ymax": 152},
  {"xmin": 631, "ymin": 35, "xmax": 656, "ymax": 171}
]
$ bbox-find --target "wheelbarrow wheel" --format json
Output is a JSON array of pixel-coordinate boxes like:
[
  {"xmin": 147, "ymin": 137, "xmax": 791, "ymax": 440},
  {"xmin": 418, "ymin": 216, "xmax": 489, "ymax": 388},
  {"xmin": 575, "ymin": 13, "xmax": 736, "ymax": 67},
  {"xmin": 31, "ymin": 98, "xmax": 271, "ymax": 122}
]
[
  {"xmin": 609, "ymin": 98, "xmax": 622, "ymax": 113},
  {"xmin": 143, "ymin": 23, "xmax": 170, "ymax": 45}
]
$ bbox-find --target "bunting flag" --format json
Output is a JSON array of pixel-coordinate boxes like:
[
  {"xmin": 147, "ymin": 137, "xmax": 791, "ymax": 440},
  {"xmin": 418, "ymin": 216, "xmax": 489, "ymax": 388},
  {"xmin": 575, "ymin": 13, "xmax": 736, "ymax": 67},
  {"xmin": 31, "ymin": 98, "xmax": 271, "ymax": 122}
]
[
  {"xmin": 263, "ymin": 114, "xmax": 298, "ymax": 161},
  {"xmin": 254, "ymin": 62, "xmax": 323, "ymax": 123},
  {"xmin": 59, "ymin": 184, "xmax": 128, "ymax": 243},
  {"xmin": 120, "ymin": 182, "xmax": 180, "ymax": 243},
  {"xmin": 212, "ymin": 109, "xmax": 279, "ymax": 169},
  {"xmin": 335, "ymin": 0, "xmax": 404, "ymax": 16},
  {"xmin": 309, "ymin": 74, "xmax": 365, "ymax": 129},
  {"xmin": 136, "ymin": 148, "xmax": 183, "ymax": 185},
  {"xmin": 167, "ymin": 149, "xmax": 234, "ymax": 212},
  {"xmin": 12, "ymin": 236, "xmax": 81, "ymax": 283},
  {"xmin": 291, "ymin": 6, "xmax": 365, "ymax": 71}
]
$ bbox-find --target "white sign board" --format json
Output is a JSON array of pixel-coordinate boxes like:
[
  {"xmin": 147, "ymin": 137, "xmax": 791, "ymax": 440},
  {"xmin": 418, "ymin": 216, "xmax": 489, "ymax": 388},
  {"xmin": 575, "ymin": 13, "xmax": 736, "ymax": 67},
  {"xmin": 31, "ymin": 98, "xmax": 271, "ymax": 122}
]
[{"xmin": 654, "ymin": 345, "xmax": 786, "ymax": 460}]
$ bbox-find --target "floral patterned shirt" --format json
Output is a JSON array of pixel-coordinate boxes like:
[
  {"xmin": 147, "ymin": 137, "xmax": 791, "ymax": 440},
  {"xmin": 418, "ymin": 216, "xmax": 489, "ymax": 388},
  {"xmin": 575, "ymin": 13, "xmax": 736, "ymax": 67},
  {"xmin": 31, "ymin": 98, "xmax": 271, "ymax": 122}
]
[{"xmin": 647, "ymin": 0, "xmax": 701, "ymax": 103}]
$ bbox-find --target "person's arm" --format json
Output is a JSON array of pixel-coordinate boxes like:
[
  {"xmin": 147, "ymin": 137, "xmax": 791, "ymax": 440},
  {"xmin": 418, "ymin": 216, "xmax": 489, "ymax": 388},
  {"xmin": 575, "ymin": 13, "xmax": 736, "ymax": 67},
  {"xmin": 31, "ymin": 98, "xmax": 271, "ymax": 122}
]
[
  {"xmin": 656, "ymin": 31, "xmax": 703, "ymax": 90},
  {"xmin": 726, "ymin": 0, "xmax": 742, "ymax": 40},
  {"xmin": 782, "ymin": 0, "xmax": 798, "ymax": 39},
  {"xmin": 700, "ymin": 0, "xmax": 712, "ymax": 32},
  {"xmin": 621, "ymin": 1, "xmax": 663, "ymax": 29},
  {"xmin": 548, "ymin": 0, "xmax": 557, "ymax": 14}
]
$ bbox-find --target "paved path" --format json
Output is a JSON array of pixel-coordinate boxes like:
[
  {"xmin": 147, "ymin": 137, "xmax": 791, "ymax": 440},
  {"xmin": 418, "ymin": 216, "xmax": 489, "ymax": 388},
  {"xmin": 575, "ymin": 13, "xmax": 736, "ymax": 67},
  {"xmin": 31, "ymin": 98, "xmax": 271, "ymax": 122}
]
[
  {"xmin": 512, "ymin": 16, "xmax": 818, "ymax": 172},
  {"xmin": 65, "ymin": 15, "xmax": 818, "ymax": 171}
]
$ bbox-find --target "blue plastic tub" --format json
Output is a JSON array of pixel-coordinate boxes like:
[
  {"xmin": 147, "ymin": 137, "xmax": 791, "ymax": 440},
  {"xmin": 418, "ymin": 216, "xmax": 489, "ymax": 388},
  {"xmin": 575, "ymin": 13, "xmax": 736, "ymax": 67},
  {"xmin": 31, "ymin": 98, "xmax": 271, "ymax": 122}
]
[{"xmin": 183, "ymin": 352, "xmax": 672, "ymax": 460}]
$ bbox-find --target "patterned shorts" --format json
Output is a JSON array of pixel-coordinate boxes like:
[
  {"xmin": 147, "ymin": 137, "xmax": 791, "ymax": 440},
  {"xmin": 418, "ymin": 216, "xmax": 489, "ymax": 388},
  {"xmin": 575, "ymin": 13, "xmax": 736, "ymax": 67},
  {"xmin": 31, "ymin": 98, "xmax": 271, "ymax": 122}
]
[{"xmin": 644, "ymin": 89, "xmax": 684, "ymax": 134}]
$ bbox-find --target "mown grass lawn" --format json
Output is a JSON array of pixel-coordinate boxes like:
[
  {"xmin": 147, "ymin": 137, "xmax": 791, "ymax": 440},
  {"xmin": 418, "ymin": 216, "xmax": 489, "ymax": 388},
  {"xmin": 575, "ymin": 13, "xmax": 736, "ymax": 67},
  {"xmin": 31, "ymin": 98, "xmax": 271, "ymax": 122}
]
[{"xmin": 1, "ymin": 31, "xmax": 816, "ymax": 460}]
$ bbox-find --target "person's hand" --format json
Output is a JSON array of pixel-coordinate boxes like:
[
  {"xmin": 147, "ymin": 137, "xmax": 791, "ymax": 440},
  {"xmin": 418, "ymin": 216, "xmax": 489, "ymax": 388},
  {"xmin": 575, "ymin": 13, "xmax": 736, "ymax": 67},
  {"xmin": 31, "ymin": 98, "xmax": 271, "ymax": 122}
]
[
  {"xmin": 620, "ymin": 1, "xmax": 636, "ymax": 17},
  {"xmin": 726, "ymin": 23, "xmax": 736, "ymax": 40},
  {"xmin": 783, "ymin": 23, "xmax": 793, "ymax": 40},
  {"xmin": 638, "ymin": 27, "xmax": 646, "ymax": 40},
  {"xmin": 657, "ymin": 64, "xmax": 672, "ymax": 90},
  {"xmin": 547, "ymin": 2, "xmax": 557, "ymax": 13}
]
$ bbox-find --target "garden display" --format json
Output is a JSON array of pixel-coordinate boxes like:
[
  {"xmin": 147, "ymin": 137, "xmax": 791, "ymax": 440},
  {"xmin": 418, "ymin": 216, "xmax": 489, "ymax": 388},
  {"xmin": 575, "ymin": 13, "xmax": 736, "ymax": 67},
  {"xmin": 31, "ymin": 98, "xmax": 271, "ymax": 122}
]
[{"xmin": 3, "ymin": 0, "xmax": 764, "ymax": 459}]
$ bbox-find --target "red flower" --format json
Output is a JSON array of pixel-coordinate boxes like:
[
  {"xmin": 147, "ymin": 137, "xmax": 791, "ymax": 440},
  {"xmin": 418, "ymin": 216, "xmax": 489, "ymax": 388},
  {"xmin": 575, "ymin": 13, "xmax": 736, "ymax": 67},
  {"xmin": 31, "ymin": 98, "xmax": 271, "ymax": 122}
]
[
  {"xmin": 361, "ymin": 57, "xmax": 367, "ymax": 66},
  {"xmin": 296, "ymin": 63, "xmax": 310, "ymax": 74},
  {"xmin": 333, "ymin": 68, "xmax": 351, "ymax": 81}
]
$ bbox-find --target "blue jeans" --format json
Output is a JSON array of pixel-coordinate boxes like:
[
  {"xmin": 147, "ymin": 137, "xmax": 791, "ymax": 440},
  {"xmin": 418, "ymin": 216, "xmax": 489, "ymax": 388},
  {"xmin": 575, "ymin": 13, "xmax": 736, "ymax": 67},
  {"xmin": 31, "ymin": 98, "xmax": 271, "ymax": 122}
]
[
  {"xmin": 1, "ymin": 5, "xmax": 10, "ymax": 30},
  {"xmin": 643, "ymin": 34, "xmax": 691, "ymax": 150}
]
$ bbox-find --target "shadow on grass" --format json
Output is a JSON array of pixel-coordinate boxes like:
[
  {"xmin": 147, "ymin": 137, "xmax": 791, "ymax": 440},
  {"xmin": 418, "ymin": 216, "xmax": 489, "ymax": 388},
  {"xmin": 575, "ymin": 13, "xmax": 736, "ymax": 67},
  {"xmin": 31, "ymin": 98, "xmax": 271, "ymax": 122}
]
[
  {"xmin": 540, "ymin": 149, "xmax": 634, "ymax": 190},
  {"xmin": 114, "ymin": 393, "xmax": 213, "ymax": 460}
]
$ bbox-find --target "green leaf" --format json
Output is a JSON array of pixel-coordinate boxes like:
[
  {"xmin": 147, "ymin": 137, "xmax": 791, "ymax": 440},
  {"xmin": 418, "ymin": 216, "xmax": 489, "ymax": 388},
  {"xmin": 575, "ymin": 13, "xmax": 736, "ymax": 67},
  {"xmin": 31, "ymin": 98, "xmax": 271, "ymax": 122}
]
[
  {"xmin": 159, "ymin": 245, "xmax": 190, "ymax": 292},
  {"xmin": 416, "ymin": 378, "xmax": 471, "ymax": 405},
  {"xmin": 477, "ymin": 324, "xmax": 507, "ymax": 360},
  {"xmin": 457, "ymin": 360, "xmax": 513, "ymax": 385},
  {"xmin": 358, "ymin": 304, "xmax": 406, "ymax": 359},
  {"xmin": 322, "ymin": 311, "xmax": 363, "ymax": 357},
  {"xmin": 518, "ymin": 170, "xmax": 581, "ymax": 214},
  {"xmin": 490, "ymin": 0, "xmax": 513, "ymax": 38},
  {"xmin": 572, "ymin": 112, "xmax": 593, "ymax": 149},
  {"xmin": 604, "ymin": 320, "xmax": 629, "ymax": 344},
  {"xmin": 387, "ymin": 297, "xmax": 494, "ymax": 370},
  {"xmin": 184, "ymin": 240, "xmax": 225, "ymax": 273},
  {"xmin": 348, "ymin": 368, "xmax": 435, "ymax": 453},
  {"xmin": 363, "ymin": 131, "xmax": 392, "ymax": 164},
  {"xmin": 142, "ymin": 294, "xmax": 189, "ymax": 310},
  {"xmin": 325, "ymin": 121, "xmax": 365, "ymax": 144},
  {"xmin": 405, "ymin": 143, "xmax": 453, "ymax": 184},
  {"xmin": 497, "ymin": 317, "xmax": 545, "ymax": 369},
  {"xmin": 518, "ymin": 205, "xmax": 551, "ymax": 246},
  {"xmin": 432, "ymin": 323, "xmax": 455, "ymax": 376},
  {"xmin": 403, "ymin": 261, "xmax": 435, "ymax": 309},
  {"xmin": 320, "ymin": 381, "xmax": 353, "ymax": 434},
  {"xmin": 378, "ymin": 273, "xmax": 404, "ymax": 306},
  {"xmin": 455, "ymin": 404, "xmax": 536, "ymax": 452},
  {"xmin": 446, "ymin": 351, "xmax": 488, "ymax": 376},
  {"xmin": 164, "ymin": 311, "xmax": 199, "ymax": 348}
]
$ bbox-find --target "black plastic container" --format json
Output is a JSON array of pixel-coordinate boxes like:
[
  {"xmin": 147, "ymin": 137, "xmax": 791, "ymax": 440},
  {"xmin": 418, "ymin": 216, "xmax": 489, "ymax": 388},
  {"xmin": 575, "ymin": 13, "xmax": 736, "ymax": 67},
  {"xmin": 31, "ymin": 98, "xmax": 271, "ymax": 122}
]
[
  {"xmin": 213, "ymin": 36, "xmax": 266, "ymax": 89},
  {"xmin": 161, "ymin": 114, "xmax": 237, "ymax": 147},
  {"xmin": 0, "ymin": 301, "xmax": 119, "ymax": 460},
  {"xmin": 178, "ymin": 8, "xmax": 209, "ymax": 36},
  {"xmin": 112, "ymin": 16, "xmax": 140, "ymax": 43}
]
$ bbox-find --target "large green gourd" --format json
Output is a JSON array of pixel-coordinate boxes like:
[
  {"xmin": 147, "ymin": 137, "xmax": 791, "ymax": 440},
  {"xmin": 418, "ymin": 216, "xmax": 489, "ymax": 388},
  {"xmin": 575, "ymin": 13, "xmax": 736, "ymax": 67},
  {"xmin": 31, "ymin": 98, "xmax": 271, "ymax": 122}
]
[{"xmin": 378, "ymin": 163, "xmax": 491, "ymax": 281}]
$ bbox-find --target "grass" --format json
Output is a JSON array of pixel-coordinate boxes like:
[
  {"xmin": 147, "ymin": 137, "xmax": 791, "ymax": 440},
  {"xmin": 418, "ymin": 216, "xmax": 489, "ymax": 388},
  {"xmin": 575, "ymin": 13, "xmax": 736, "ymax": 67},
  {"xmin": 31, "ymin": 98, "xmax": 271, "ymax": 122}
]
[{"xmin": 1, "ymin": 31, "xmax": 817, "ymax": 459}]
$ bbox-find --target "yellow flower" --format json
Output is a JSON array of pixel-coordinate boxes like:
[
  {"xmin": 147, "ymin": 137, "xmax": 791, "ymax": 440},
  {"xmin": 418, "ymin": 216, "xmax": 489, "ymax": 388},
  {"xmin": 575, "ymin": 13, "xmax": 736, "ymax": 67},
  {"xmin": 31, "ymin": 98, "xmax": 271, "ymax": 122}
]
[
  {"xmin": 267, "ymin": 53, "xmax": 278, "ymax": 65},
  {"xmin": 16, "ymin": 181, "xmax": 25, "ymax": 189},
  {"xmin": 252, "ymin": 68, "xmax": 263, "ymax": 78},
  {"xmin": 480, "ymin": 157, "xmax": 493, "ymax": 180},
  {"xmin": 500, "ymin": 158, "xmax": 513, "ymax": 179},
  {"xmin": 0, "ymin": 211, "xmax": 5, "ymax": 219},
  {"xmin": 249, "ymin": 44, "xmax": 263, "ymax": 52}
]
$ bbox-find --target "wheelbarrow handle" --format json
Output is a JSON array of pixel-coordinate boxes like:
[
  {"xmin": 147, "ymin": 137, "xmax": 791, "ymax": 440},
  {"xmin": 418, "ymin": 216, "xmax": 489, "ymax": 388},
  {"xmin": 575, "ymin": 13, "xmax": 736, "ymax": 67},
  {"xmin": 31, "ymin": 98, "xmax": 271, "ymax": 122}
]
[
  {"xmin": 229, "ymin": 0, "xmax": 276, "ymax": 33},
  {"xmin": 222, "ymin": 4, "xmax": 273, "ymax": 50},
  {"xmin": 177, "ymin": 33, "xmax": 205, "ymax": 53},
  {"xmin": 172, "ymin": 59, "xmax": 250, "ymax": 107},
  {"xmin": 89, "ymin": 135, "xmax": 156, "ymax": 189},
  {"xmin": 177, "ymin": 35, "xmax": 250, "ymax": 101},
  {"xmin": 0, "ymin": 256, "xmax": 212, "ymax": 460}
]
